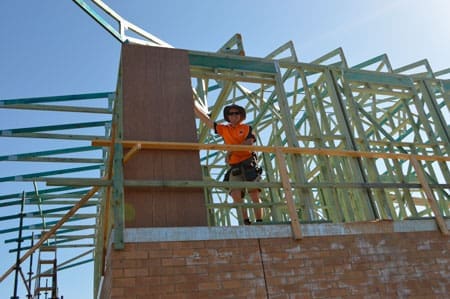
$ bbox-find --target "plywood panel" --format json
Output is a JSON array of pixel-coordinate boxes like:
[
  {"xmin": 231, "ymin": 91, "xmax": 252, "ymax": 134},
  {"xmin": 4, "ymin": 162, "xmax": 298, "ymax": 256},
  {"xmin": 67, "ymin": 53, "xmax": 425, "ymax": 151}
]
[{"xmin": 121, "ymin": 44, "xmax": 206, "ymax": 227}]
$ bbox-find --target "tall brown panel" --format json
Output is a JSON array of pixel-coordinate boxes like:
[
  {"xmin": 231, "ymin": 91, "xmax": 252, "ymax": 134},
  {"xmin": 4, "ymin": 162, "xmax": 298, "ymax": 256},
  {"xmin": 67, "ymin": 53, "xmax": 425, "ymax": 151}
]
[{"xmin": 121, "ymin": 44, "xmax": 207, "ymax": 227}]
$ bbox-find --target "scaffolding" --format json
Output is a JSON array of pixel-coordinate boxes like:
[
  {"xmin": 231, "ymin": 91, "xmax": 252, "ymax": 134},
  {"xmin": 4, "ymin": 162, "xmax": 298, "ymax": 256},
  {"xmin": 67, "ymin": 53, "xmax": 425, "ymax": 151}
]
[{"xmin": 0, "ymin": 0, "xmax": 449, "ymax": 297}]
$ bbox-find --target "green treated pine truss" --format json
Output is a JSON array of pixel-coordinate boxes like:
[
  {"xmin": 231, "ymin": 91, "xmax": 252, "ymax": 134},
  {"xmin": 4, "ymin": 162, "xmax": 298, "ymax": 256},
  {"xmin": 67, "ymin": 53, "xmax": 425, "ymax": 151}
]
[{"xmin": 1, "ymin": 0, "xmax": 449, "ymax": 296}]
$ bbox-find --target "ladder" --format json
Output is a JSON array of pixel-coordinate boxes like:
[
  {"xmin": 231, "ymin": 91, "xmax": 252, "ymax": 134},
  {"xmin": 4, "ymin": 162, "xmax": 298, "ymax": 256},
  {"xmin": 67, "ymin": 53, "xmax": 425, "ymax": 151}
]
[{"xmin": 34, "ymin": 245, "xmax": 58, "ymax": 299}]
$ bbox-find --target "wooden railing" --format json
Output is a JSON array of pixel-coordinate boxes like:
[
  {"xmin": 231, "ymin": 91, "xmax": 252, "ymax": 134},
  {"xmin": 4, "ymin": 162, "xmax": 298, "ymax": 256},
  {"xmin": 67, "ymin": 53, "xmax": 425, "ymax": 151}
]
[
  {"xmin": 2, "ymin": 139, "xmax": 448, "ymax": 284},
  {"xmin": 92, "ymin": 139, "xmax": 450, "ymax": 237}
]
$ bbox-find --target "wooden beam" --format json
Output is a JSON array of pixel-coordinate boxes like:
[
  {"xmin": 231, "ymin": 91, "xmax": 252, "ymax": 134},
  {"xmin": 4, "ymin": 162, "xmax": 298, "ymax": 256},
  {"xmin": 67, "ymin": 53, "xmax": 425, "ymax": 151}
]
[
  {"xmin": 410, "ymin": 157, "xmax": 449, "ymax": 235},
  {"xmin": 0, "ymin": 186, "xmax": 100, "ymax": 283},
  {"xmin": 123, "ymin": 143, "xmax": 141, "ymax": 163},
  {"xmin": 275, "ymin": 147, "xmax": 302, "ymax": 239},
  {"xmin": 92, "ymin": 139, "xmax": 450, "ymax": 163}
]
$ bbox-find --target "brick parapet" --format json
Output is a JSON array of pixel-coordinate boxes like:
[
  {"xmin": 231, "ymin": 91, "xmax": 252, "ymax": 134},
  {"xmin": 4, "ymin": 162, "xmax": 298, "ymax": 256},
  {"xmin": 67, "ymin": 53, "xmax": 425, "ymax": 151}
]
[{"xmin": 99, "ymin": 221, "xmax": 449, "ymax": 298}]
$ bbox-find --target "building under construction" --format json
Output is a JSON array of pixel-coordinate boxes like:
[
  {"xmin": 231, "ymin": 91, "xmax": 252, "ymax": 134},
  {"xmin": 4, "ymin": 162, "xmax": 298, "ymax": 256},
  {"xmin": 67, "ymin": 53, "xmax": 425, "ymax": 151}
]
[{"xmin": 1, "ymin": 1, "xmax": 449, "ymax": 298}]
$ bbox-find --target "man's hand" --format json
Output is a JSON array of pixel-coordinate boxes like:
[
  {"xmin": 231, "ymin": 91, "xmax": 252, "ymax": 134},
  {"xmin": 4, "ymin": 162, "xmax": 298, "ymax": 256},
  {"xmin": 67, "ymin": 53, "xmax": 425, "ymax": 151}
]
[{"xmin": 242, "ymin": 138, "xmax": 255, "ymax": 145}]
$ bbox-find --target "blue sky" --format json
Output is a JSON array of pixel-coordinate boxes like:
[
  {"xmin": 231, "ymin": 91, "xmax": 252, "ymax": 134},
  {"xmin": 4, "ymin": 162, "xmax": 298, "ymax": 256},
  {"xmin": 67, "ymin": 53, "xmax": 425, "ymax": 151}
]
[{"xmin": 1, "ymin": 0, "xmax": 450, "ymax": 298}]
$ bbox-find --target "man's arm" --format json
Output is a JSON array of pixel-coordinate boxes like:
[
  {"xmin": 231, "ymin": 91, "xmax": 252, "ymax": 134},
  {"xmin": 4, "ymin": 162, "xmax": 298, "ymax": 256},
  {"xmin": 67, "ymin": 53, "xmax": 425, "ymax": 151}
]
[{"xmin": 194, "ymin": 101, "xmax": 214, "ymax": 129}]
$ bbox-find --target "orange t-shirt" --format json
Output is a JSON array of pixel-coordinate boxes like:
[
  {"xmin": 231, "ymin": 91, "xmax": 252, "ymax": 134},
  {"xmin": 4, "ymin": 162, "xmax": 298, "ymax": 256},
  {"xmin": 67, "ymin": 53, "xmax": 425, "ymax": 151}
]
[{"xmin": 215, "ymin": 123, "xmax": 254, "ymax": 165}]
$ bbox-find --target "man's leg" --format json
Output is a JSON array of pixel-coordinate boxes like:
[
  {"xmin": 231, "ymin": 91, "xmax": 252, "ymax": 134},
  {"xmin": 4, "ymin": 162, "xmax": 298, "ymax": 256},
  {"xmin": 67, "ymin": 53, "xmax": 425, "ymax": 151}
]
[
  {"xmin": 249, "ymin": 189, "xmax": 263, "ymax": 221},
  {"xmin": 230, "ymin": 189, "xmax": 250, "ymax": 224},
  {"xmin": 229, "ymin": 169, "xmax": 251, "ymax": 225}
]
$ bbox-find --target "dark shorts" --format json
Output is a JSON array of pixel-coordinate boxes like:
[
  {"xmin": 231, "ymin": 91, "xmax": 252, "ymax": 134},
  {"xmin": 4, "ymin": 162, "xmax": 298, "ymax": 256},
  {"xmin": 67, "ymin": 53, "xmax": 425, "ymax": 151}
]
[
  {"xmin": 229, "ymin": 168, "xmax": 261, "ymax": 182},
  {"xmin": 227, "ymin": 166, "xmax": 261, "ymax": 194}
]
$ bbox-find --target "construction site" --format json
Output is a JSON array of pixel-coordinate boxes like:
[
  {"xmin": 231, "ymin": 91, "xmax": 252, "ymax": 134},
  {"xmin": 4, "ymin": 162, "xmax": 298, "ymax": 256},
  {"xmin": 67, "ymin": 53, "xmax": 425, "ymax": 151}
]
[{"xmin": 0, "ymin": 1, "xmax": 449, "ymax": 298}]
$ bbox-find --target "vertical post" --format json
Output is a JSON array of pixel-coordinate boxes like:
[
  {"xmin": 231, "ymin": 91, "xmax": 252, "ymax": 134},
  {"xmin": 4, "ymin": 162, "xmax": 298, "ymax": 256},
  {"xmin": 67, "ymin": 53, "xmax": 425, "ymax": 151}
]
[
  {"xmin": 275, "ymin": 148, "xmax": 302, "ymax": 239},
  {"xmin": 112, "ymin": 142, "xmax": 124, "ymax": 249},
  {"xmin": 273, "ymin": 61, "xmax": 314, "ymax": 221},
  {"xmin": 27, "ymin": 232, "xmax": 34, "ymax": 299},
  {"xmin": 11, "ymin": 191, "xmax": 25, "ymax": 299}
]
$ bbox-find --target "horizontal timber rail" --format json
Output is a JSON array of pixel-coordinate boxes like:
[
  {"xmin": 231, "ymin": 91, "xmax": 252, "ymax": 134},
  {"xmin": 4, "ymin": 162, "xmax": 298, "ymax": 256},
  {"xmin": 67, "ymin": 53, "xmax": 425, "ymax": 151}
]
[
  {"xmin": 92, "ymin": 139, "xmax": 450, "ymax": 236},
  {"xmin": 93, "ymin": 139, "xmax": 450, "ymax": 163},
  {"xmin": 40, "ymin": 178, "xmax": 450, "ymax": 190}
]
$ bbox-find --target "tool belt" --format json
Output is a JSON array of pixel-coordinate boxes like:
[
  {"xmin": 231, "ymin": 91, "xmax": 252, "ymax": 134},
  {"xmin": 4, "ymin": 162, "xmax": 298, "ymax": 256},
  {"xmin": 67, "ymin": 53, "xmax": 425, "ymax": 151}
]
[{"xmin": 223, "ymin": 153, "xmax": 262, "ymax": 182}]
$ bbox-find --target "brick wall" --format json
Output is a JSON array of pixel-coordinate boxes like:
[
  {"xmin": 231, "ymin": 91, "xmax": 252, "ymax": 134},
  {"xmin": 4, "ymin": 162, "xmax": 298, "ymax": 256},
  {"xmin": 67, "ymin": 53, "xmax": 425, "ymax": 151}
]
[
  {"xmin": 100, "ymin": 229, "xmax": 449, "ymax": 299},
  {"xmin": 261, "ymin": 232, "xmax": 449, "ymax": 298}
]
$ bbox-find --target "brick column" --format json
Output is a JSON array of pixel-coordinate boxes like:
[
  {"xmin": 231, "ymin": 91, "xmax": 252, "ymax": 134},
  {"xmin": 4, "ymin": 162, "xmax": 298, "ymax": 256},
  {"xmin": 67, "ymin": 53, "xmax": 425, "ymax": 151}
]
[{"xmin": 120, "ymin": 44, "xmax": 207, "ymax": 227}]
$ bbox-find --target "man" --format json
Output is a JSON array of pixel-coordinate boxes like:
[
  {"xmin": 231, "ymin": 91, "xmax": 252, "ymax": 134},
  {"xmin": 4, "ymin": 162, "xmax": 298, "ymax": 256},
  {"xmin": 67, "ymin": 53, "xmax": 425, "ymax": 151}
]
[{"xmin": 194, "ymin": 102, "xmax": 263, "ymax": 225}]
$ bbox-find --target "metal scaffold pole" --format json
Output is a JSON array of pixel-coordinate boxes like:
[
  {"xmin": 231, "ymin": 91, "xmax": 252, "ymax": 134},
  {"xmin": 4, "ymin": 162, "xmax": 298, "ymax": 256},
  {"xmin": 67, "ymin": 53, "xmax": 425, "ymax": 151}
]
[{"xmin": 11, "ymin": 192, "xmax": 25, "ymax": 299}]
